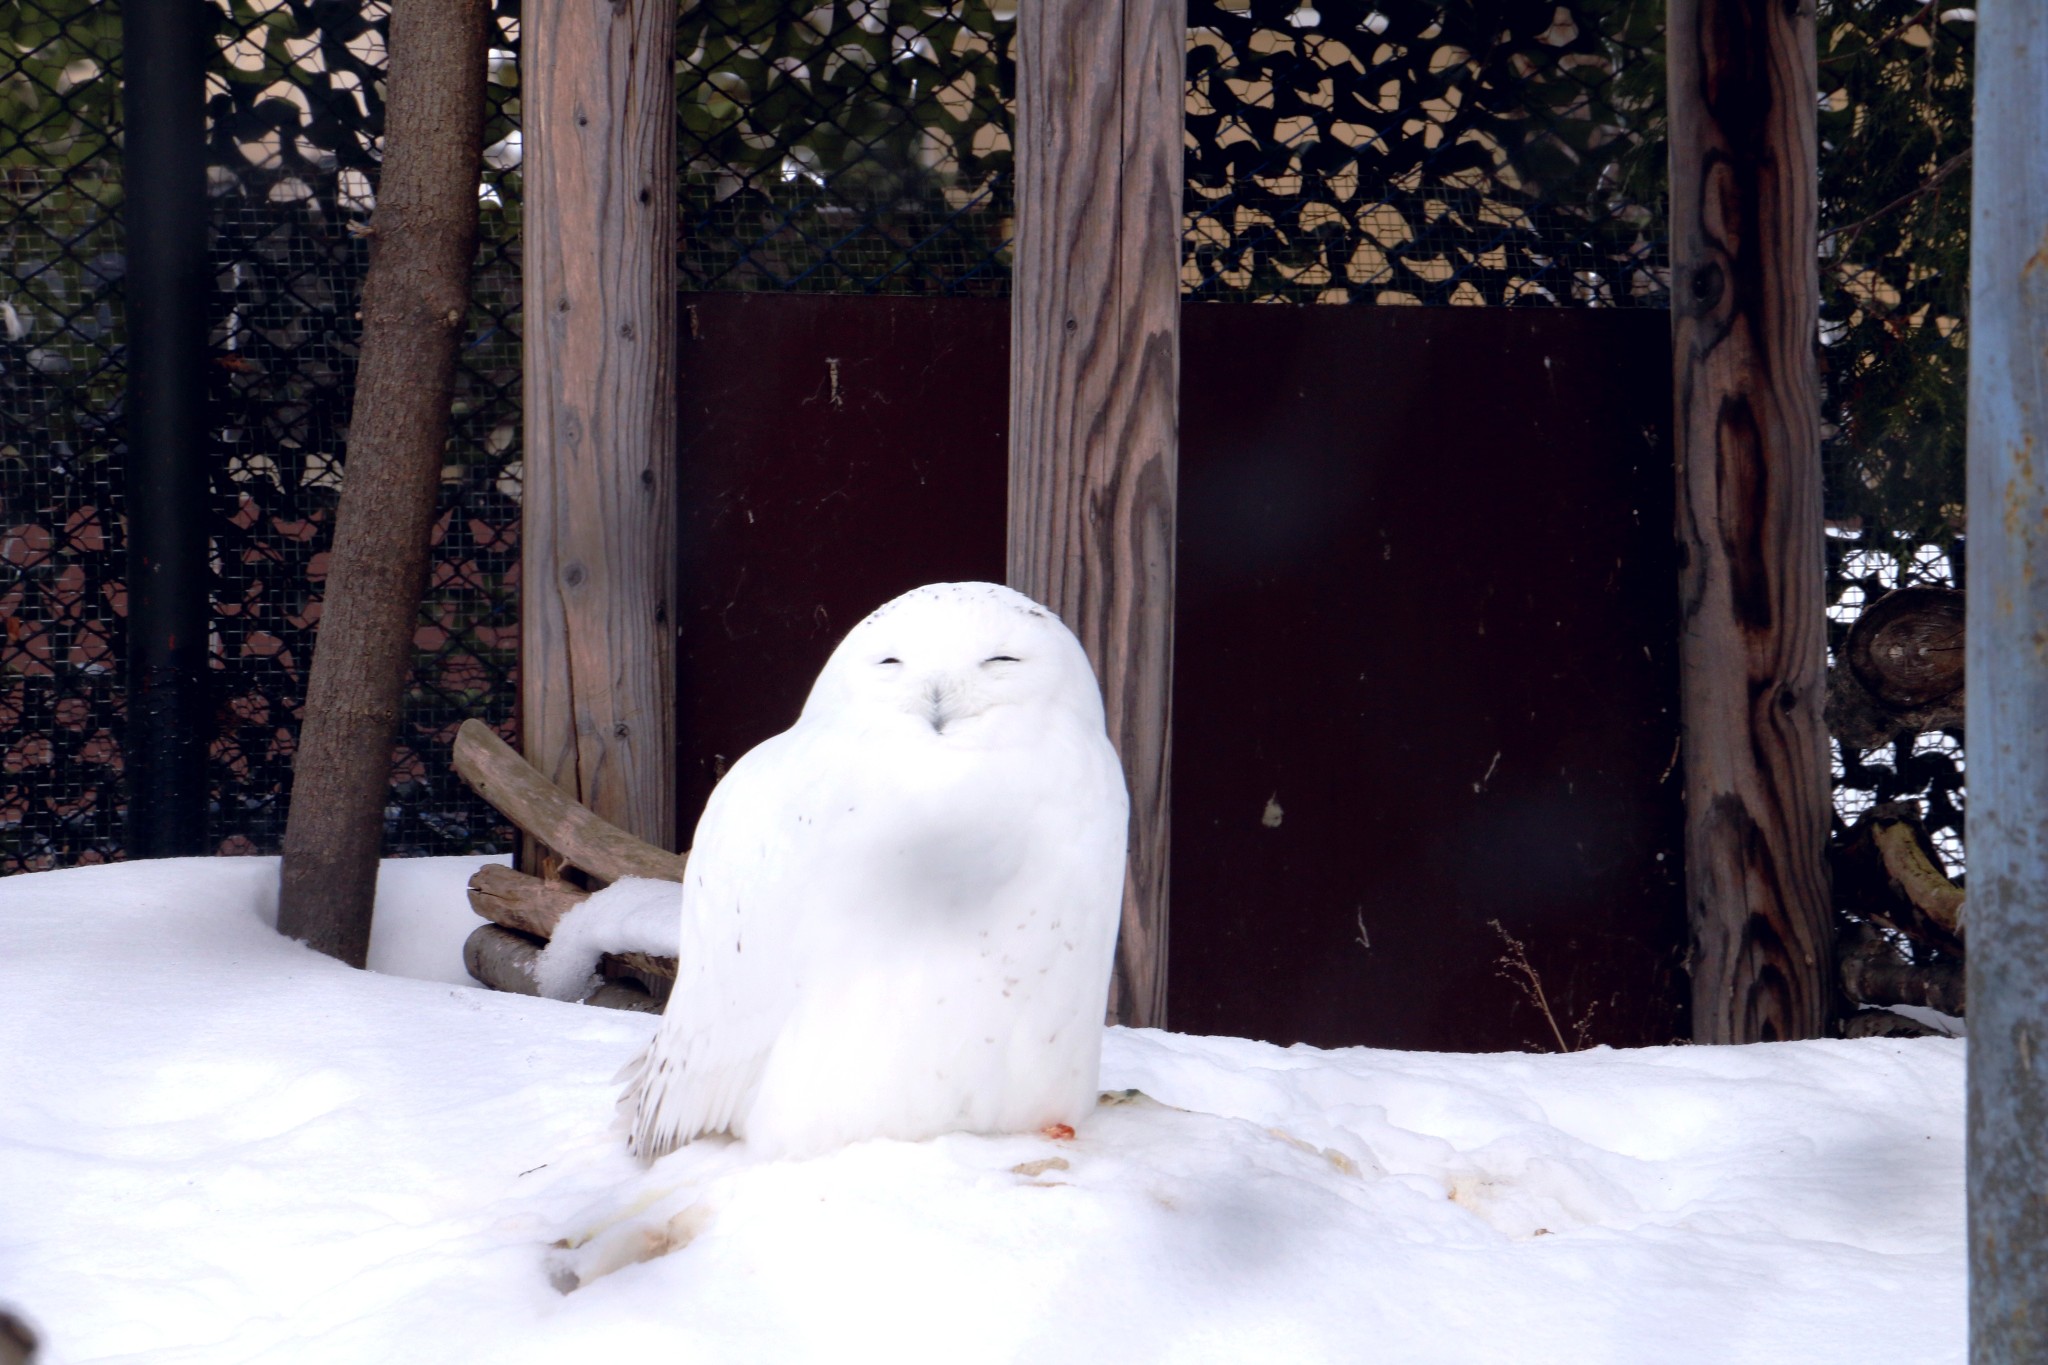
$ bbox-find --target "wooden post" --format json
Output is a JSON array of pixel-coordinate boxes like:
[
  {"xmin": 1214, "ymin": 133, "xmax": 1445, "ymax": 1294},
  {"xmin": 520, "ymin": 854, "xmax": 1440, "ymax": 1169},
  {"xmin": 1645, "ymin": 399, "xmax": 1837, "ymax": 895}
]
[
  {"xmin": 1008, "ymin": 0, "xmax": 1181, "ymax": 1028},
  {"xmin": 1666, "ymin": 0, "xmax": 1832, "ymax": 1041},
  {"xmin": 520, "ymin": 0, "xmax": 677, "ymax": 859},
  {"xmin": 1966, "ymin": 2, "xmax": 2048, "ymax": 1354}
]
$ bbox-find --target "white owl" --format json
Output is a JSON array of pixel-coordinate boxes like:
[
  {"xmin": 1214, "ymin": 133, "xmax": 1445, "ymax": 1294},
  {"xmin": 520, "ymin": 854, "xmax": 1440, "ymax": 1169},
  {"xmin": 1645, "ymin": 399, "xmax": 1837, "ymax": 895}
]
[{"xmin": 620, "ymin": 582, "xmax": 1130, "ymax": 1161}]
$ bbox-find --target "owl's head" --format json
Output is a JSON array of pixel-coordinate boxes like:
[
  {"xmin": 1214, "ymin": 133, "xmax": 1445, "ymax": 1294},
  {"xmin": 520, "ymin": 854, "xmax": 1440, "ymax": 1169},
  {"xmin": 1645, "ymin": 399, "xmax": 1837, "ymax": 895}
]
[{"xmin": 801, "ymin": 582, "xmax": 1107, "ymax": 738}]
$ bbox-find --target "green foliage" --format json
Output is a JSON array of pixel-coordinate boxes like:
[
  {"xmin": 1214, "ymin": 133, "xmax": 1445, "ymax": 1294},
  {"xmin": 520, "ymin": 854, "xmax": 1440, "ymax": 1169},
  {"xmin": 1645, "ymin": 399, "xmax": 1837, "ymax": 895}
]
[
  {"xmin": 1815, "ymin": 2, "xmax": 1973, "ymax": 557},
  {"xmin": 0, "ymin": 0, "xmax": 118, "ymax": 177}
]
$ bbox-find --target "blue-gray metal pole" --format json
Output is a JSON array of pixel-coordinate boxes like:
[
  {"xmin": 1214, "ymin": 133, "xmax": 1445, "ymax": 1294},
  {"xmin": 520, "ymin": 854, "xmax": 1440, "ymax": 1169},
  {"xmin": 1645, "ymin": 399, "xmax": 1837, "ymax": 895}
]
[
  {"xmin": 121, "ymin": 0, "xmax": 212, "ymax": 857},
  {"xmin": 1966, "ymin": 3, "xmax": 2048, "ymax": 1358}
]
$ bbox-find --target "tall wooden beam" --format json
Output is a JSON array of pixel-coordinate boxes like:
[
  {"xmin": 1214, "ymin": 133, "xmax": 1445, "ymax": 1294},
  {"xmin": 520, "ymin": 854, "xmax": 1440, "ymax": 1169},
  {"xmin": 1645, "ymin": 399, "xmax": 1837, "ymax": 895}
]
[
  {"xmin": 1966, "ymin": 2, "xmax": 2048, "ymax": 1354},
  {"xmin": 1009, "ymin": 0, "xmax": 1181, "ymax": 1028},
  {"xmin": 1666, "ymin": 0, "xmax": 1831, "ymax": 1041},
  {"xmin": 520, "ymin": 0, "xmax": 677, "ymax": 859}
]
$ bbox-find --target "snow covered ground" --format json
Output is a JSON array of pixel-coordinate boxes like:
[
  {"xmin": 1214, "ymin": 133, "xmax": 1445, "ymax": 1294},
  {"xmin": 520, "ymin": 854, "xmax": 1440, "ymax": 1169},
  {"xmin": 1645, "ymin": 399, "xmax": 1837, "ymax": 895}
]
[{"xmin": 1, "ymin": 857, "xmax": 1963, "ymax": 1364}]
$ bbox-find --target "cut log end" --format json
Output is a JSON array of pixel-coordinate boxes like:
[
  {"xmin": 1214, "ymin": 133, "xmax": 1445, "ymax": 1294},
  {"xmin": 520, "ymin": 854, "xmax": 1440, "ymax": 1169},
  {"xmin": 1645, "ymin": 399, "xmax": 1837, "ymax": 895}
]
[{"xmin": 467, "ymin": 862, "xmax": 590, "ymax": 940}]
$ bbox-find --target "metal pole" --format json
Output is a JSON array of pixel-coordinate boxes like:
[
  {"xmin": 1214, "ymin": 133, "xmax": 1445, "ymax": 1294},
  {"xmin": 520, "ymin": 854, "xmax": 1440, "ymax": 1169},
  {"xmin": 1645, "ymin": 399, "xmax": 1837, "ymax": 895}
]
[
  {"xmin": 1966, "ymin": 3, "xmax": 2048, "ymax": 1358},
  {"xmin": 121, "ymin": 0, "xmax": 212, "ymax": 858}
]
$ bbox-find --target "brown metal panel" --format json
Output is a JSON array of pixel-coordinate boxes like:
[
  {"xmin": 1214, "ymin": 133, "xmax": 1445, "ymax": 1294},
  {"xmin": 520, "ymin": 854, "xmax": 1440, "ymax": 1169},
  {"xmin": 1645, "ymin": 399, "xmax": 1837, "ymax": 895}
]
[
  {"xmin": 675, "ymin": 293, "xmax": 1687, "ymax": 1051},
  {"xmin": 1170, "ymin": 303, "xmax": 1687, "ymax": 1050},
  {"xmin": 674, "ymin": 294, "xmax": 1010, "ymax": 823}
]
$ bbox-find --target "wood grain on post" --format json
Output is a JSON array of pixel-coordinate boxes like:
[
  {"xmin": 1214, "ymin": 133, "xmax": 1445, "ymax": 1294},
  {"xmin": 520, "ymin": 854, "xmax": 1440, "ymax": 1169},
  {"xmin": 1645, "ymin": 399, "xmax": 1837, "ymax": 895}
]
[
  {"xmin": 1667, "ymin": 0, "xmax": 1832, "ymax": 1041},
  {"xmin": 1008, "ymin": 0, "xmax": 1182, "ymax": 1029},
  {"xmin": 520, "ymin": 0, "xmax": 678, "ymax": 861}
]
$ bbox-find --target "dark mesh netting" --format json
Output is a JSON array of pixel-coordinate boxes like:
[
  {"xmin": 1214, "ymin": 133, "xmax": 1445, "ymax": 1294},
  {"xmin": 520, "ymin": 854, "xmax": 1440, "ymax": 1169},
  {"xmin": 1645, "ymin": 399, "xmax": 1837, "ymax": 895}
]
[
  {"xmin": 1815, "ymin": 3, "xmax": 1972, "ymax": 876},
  {"xmin": 674, "ymin": 1, "xmax": 1016, "ymax": 295},
  {"xmin": 669, "ymin": 0, "xmax": 1668, "ymax": 305},
  {"xmin": 1181, "ymin": 0, "xmax": 1665, "ymax": 306},
  {"xmin": 0, "ymin": 1, "xmax": 125, "ymax": 871},
  {"xmin": 0, "ymin": 0, "xmax": 1975, "ymax": 885},
  {"xmin": 0, "ymin": 0, "xmax": 523, "ymax": 871},
  {"xmin": 203, "ymin": 0, "xmax": 524, "ymax": 857}
]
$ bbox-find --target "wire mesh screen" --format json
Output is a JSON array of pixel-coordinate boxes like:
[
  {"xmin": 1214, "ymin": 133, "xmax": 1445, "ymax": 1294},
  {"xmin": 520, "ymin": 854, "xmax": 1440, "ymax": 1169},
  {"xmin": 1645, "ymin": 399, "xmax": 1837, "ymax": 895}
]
[
  {"xmin": 671, "ymin": 0, "xmax": 1667, "ymax": 305},
  {"xmin": 204, "ymin": 0, "xmax": 523, "ymax": 857},
  {"xmin": 1816, "ymin": 3, "xmax": 1972, "ymax": 876},
  {"xmin": 0, "ymin": 0, "xmax": 1974, "ymax": 884},
  {"xmin": 1182, "ymin": 0, "xmax": 1665, "ymax": 305},
  {"xmin": 674, "ymin": 1, "xmax": 1015, "ymax": 296},
  {"xmin": 0, "ymin": 0, "xmax": 523, "ymax": 872},
  {"xmin": 0, "ymin": 3, "xmax": 125, "ymax": 872}
]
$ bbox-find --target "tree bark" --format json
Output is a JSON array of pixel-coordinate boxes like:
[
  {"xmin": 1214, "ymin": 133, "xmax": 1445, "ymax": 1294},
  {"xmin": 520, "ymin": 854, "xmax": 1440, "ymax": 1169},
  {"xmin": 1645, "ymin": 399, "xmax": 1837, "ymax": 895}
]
[
  {"xmin": 276, "ymin": 0, "xmax": 490, "ymax": 966},
  {"xmin": 1667, "ymin": 0, "xmax": 1832, "ymax": 1042},
  {"xmin": 1008, "ymin": 0, "xmax": 1181, "ymax": 1029}
]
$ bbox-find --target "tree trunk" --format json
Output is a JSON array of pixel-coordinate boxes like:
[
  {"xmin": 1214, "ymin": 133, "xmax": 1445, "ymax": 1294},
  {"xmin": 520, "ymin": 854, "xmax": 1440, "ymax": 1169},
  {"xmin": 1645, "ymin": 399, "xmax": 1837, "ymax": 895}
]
[{"xmin": 276, "ymin": 0, "xmax": 490, "ymax": 966}]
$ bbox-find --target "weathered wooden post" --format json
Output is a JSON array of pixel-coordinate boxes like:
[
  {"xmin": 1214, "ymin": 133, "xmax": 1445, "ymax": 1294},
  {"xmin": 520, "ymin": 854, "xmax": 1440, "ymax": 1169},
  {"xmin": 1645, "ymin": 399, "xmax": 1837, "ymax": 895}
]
[
  {"xmin": 520, "ymin": 0, "xmax": 678, "ymax": 861},
  {"xmin": 1008, "ymin": 0, "xmax": 1181, "ymax": 1027},
  {"xmin": 1666, "ymin": 0, "xmax": 1833, "ymax": 1041},
  {"xmin": 1966, "ymin": 3, "xmax": 2048, "ymax": 1354}
]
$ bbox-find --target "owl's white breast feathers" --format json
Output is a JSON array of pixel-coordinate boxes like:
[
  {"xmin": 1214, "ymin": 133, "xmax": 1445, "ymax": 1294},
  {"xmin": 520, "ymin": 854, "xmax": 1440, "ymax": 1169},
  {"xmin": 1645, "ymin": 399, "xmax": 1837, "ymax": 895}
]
[{"xmin": 622, "ymin": 582, "xmax": 1129, "ymax": 1161}]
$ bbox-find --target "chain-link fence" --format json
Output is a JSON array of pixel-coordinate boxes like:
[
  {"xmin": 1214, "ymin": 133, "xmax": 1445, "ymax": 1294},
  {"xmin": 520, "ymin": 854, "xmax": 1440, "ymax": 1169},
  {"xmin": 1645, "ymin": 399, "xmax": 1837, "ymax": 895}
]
[
  {"xmin": 1, "ymin": 1, "xmax": 125, "ymax": 871},
  {"xmin": 1, "ymin": 0, "xmax": 1972, "ymax": 888},
  {"xmin": 1, "ymin": 0, "xmax": 522, "ymax": 872},
  {"xmin": 203, "ymin": 0, "xmax": 523, "ymax": 858},
  {"xmin": 672, "ymin": 0, "xmax": 1669, "ymax": 306}
]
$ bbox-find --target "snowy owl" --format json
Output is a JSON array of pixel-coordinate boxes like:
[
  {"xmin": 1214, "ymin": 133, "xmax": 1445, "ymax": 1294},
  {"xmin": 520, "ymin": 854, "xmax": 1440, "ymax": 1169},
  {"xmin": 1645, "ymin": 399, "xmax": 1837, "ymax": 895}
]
[{"xmin": 620, "ymin": 582, "xmax": 1130, "ymax": 1160}]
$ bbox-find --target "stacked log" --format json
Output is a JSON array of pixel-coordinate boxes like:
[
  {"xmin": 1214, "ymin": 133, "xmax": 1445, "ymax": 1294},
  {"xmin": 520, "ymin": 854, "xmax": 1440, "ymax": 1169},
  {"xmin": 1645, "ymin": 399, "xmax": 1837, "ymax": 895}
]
[
  {"xmin": 451, "ymin": 720, "xmax": 682, "ymax": 1011},
  {"xmin": 1831, "ymin": 801, "xmax": 1966, "ymax": 1035},
  {"xmin": 1822, "ymin": 588, "xmax": 1967, "ymax": 1037},
  {"xmin": 1825, "ymin": 587, "xmax": 1964, "ymax": 750}
]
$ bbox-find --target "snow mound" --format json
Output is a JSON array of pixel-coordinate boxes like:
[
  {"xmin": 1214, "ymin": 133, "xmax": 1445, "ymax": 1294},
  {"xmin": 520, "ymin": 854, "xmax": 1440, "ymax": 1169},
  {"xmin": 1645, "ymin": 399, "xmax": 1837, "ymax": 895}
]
[
  {"xmin": 532, "ymin": 876, "xmax": 681, "ymax": 1000},
  {"xmin": 0, "ymin": 858, "xmax": 1963, "ymax": 1364}
]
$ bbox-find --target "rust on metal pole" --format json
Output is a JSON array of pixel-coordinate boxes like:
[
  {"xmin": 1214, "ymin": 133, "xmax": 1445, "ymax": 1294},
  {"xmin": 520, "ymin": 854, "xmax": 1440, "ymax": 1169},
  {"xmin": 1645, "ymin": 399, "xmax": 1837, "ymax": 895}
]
[
  {"xmin": 520, "ymin": 0, "xmax": 678, "ymax": 860},
  {"xmin": 1008, "ymin": 0, "xmax": 1182, "ymax": 1027},
  {"xmin": 1666, "ymin": 0, "xmax": 1832, "ymax": 1041}
]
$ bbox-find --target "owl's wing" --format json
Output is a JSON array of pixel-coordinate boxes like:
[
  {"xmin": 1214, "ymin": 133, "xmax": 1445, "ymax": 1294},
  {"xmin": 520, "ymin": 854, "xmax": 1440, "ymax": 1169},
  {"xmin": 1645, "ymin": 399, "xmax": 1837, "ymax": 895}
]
[{"xmin": 620, "ymin": 727, "xmax": 815, "ymax": 1159}]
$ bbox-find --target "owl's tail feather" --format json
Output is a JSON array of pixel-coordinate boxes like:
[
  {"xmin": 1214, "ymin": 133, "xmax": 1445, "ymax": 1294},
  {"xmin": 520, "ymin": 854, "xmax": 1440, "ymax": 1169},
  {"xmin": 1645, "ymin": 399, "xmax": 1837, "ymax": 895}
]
[{"xmin": 617, "ymin": 1031, "xmax": 764, "ymax": 1163}]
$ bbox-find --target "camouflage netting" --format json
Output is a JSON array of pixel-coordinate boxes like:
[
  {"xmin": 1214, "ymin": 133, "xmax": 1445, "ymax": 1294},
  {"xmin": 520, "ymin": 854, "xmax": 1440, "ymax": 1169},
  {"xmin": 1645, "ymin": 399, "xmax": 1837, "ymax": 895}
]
[{"xmin": 0, "ymin": 0, "xmax": 1973, "ymax": 885}]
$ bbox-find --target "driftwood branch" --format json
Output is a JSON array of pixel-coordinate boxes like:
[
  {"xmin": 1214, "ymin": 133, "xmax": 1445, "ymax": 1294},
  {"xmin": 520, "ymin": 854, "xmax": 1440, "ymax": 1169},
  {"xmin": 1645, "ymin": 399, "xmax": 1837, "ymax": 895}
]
[
  {"xmin": 1839, "ymin": 930, "xmax": 1965, "ymax": 1016},
  {"xmin": 600, "ymin": 951, "xmax": 677, "ymax": 1007},
  {"xmin": 1841, "ymin": 1009, "xmax": 1951, "ymax": 1040},
  {"xmin": 452, "ymin": 719, "xmax": 686, "ymax": 884},
  {"xmin": 462, "ymin": 923, "xmax": 662, "ymax": 1013},
  {"xmin": 464, "ymin": 865, "xmax": 679, "ymax": 1011},
  {"xmin": 1871, "ymin": 818, "xmax": 1965, "ymax": 937},
  {"xmin": 452, "ymin": 721, "xmax": 686, "ymax": 1011},
  {"xmin": 1831, "ymin": 800, "xmax": 1966, "ymax": 955},
  {"xmin": 467, "ymin": 861, "xmax": 589, "ymax": 939}
]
